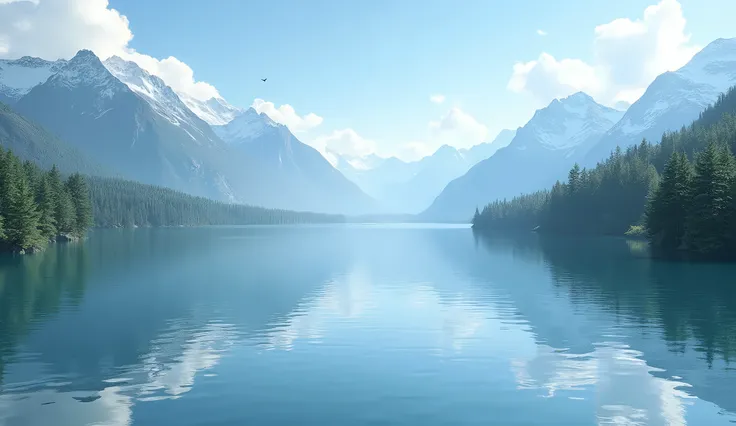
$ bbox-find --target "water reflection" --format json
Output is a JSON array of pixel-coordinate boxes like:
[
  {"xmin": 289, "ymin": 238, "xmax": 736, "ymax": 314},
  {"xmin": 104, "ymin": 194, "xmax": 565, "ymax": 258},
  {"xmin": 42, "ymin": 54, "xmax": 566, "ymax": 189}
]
[{"xmin": 0, "ymin": 227, "xmax": 734, "ymax": 425}]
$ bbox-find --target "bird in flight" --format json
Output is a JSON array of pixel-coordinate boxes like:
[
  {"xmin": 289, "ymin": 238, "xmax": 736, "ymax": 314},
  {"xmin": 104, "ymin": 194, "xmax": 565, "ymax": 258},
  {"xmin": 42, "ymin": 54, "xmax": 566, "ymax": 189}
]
[{"xmin": 261, "ymin": 78, "xmax": 267, "ymax": 82}]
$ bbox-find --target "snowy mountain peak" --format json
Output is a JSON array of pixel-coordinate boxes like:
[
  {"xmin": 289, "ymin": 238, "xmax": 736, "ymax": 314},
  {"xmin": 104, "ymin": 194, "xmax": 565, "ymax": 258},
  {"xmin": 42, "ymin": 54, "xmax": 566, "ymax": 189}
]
[
  {"xmin": 47, "ymin": 50, "xmax": 125, "ymax": 98},
  {"xmin": 0, "ymin": 56, "xmax": 66, "ymax": 103},
  {"xmin": 585, "ymin": 37, "xmax": 736, "ymax": 165},
  {"xmin": 212, "ymin": 107, "xmax": 280, "ymax": 144},
  {"xmin": 179, "ymin": 93, "xmax": 243, "ymax": 126},
  {"xmin": 519, "ymin": 92, "xmax": 623, "ymax": 151},
  {"xmin": 101, "ymin": 55, "xmax": 222, "ymax": 146}
]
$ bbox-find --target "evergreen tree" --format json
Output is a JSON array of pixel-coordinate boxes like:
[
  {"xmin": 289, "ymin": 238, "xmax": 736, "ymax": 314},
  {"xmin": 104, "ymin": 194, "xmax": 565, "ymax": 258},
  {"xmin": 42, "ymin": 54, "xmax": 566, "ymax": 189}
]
[
  {"xmin": 65, "ymin": 173, "xmax": 93, "ymax": 238},
  {"xmin": 47, "ymin": 166, "xmax": 74, "ymax": 235},
  {"xmin": 685, "ymin": 143, "xmax": 734, "ymax": 255},
  {"xmin": 4, "ymin": 161, "xmax": 44, "ymax": 251},
  {"xmin": 646, "ymin": 152, "xmax": 692, "ymax": 250},
  {"xmin": 36, "ymin": 176, "xmax": 57, "ymax": 241}
]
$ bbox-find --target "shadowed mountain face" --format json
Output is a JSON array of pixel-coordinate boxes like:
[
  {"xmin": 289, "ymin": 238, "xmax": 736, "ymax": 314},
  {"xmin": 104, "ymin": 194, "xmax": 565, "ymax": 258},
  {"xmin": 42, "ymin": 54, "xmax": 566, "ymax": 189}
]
[
  {"xmin": 213, "ymin": 109, "xmax": 376, "ymax": 215},
  {"xmin": 14, "ymin": 50, "xmax": 243, "ymax": 201},
  {"xmin": 422, "ymin": 93, "xmax": 623, "ymax": 222}
]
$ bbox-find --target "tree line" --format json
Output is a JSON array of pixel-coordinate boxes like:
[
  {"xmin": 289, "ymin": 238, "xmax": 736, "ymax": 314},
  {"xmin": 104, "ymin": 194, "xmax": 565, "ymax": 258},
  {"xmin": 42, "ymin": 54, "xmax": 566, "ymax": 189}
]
[
  {"xmin": 86, "ymin": 176, "xmax": 345, "ymax": 227},
  {"xmin": 0, "ymin": 147, "xmax": 92, "ymax": 253},
  {"xmin": 472, "ymin": 86, "xmax": 736, "ymax": 260}
]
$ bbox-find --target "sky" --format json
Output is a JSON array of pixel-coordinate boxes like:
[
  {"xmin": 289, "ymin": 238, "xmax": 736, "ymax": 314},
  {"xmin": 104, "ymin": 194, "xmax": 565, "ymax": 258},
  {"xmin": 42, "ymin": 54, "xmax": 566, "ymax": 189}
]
[{"xmin": 1, "ymin": 0, "xmax": 736, "ymax": 162}]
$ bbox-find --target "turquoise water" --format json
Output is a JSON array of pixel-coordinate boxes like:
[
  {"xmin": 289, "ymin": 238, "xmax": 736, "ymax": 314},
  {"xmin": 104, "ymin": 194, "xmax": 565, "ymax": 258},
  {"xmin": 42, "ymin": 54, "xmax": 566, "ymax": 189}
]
[{"xmin": 0, "ymin": 225, "xmax": 735, "ymax": 425}]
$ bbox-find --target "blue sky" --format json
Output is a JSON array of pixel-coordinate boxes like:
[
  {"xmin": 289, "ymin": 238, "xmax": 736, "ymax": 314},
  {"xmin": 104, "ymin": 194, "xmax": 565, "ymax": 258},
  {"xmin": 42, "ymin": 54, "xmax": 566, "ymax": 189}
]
[{"xmin": 2, "ymin": 0, "xmax": 736, "ymax": 161}]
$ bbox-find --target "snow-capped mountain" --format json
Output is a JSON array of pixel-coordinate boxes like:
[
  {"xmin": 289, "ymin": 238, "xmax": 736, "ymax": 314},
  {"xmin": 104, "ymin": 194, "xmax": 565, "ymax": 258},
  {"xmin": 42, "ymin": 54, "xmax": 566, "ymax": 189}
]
[
  {"xmin": 179, "ymin": 93, "xmax": 243, "ymax": 126},
  {"xmin": 213, "ymin": 107, "xmax": 278, "ymax": 142},
  {"xmin": 213, "ymin": 108, "xmax": 376, "ymax": 214},
  {"xmin": 585, "ymin": 37, "xmax": 736, "ymax": 165},
  {"xmin": 422, "ymin": 92, "xmax": 624, "ymax": 222},
  {"xmin": 14, "ymin": 50, "xmax": 241, "ymax": 201},
  {"xmin": 103, "ymin": 55, "xmax": 219, "ymax": 146},
  {"xmin": 0, "ymin": 56, "xmax": 66, "ymax": 104}
]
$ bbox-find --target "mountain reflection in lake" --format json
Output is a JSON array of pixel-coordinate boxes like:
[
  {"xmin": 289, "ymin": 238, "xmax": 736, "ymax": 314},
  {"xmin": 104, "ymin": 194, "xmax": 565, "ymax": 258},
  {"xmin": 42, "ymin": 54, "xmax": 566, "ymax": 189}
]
[{"xmin": 0, "ymin": 225, "xmax": 734, "ymax": 426}]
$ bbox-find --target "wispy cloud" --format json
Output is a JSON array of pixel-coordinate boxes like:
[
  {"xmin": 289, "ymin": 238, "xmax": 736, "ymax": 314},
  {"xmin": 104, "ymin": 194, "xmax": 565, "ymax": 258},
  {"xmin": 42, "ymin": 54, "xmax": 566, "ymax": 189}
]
[
  {"xmin": 536, "ymin": 29, "xmax": 548, "ymax": 36},
  {"xmin": 429, "ymin": 94, "xmax": 446, "ymax": 104}
]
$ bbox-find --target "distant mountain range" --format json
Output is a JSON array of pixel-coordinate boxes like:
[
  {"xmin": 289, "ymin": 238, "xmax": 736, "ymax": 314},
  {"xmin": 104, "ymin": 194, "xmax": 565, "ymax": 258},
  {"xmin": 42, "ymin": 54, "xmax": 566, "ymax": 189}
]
[
  {"xmin": 0, "ymin": 50, "xmax": 373, "ymax": 215},
  {"xmin": 2, "ymin": 37, "xmax": 736, "ymax": 220},
  {"xmin": 334, "ymin": 129, "xmax": 516, "ymax": 214},
  {"xmin": 422, "ymin": 92, "xmax": 624, "ymax": 221}
]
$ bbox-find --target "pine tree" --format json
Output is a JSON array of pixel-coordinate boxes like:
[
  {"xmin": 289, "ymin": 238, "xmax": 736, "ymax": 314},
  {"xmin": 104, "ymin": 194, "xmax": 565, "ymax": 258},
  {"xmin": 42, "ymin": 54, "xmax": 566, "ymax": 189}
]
[
  {"xmin": 65, "ymin": 173, "xmax": 93, "ymax": 238},
  {"xmin": 36, "ymin": 176, "xmax": 57, "ymax": 241},
  {"xmin": 685, "ymin": 143, "xmax": 734, "ymax": 255},
  {"xmin": 568, "ymin": 163, "xmax": 581, "ymax": 194},
  {"xmin": 472, "ymin": 207, "xmax": 480, "ymax": 225},
  {"xmin": 646, "ymin": 152, "xmax": 692, "ymax": 250},
  {"xmin": 47, "ymin": 166, "xmax": 74, "ymax": 235},
  {"xmin": 5, "ymin": 161, "xmax": 44, "ymax": 251}
]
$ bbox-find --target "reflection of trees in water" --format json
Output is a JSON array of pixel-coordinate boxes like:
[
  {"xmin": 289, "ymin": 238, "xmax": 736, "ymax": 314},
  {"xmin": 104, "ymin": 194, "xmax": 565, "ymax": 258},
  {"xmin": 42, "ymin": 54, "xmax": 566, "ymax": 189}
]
[
  {"xmin": 0, "ymin": 227, "xmax": 352, "ymax": 393},
  {"xmin": 0, "ymin": 242, "xmax": 90, "ymax": 382},
  {"xmin": 529, "ymin": 235, "xmax": 736, "ymax": 368}
]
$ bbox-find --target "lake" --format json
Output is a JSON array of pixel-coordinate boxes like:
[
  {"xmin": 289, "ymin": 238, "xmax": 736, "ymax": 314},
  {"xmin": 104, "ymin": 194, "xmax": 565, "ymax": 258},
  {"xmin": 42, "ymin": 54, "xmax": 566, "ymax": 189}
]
[{"xmin": 1, "ymin": 225, "xmax": 736, "ymax": 425}]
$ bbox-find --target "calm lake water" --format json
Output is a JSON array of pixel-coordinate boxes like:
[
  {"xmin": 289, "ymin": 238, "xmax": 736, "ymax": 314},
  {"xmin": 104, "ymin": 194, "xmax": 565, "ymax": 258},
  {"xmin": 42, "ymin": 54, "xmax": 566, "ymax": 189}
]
[{"xmin": 1, "ymin": 225, "xmax": 736, "ymax": 425}]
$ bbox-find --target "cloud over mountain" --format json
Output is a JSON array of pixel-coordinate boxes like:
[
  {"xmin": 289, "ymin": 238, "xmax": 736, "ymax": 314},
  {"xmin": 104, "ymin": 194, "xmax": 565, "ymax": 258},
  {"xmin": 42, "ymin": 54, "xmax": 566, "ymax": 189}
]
[
  {"xmin": 0, "ymin": 0, "xmax": 218, "ymax": 100},
  {"xmin": 509, "ymin": 0, "xmax": 700, "ymax": 107}
]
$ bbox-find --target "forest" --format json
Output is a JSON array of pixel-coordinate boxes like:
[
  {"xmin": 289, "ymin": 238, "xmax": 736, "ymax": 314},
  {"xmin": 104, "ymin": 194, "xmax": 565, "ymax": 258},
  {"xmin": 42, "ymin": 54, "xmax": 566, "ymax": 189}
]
[
  {"xmin": 472, "ymin": 86, "xmax": 736, "ymax": 260},
  {"xmin": 0, "ymin": 145, "xmax": 344, "ymax": 253},
  {"xmin": 0, "ymin": 147, "xmax": 92, "ymax": 253},
  {"xmin": 87, "ymin": 176, "xmax": 344, "ymax": 227}
]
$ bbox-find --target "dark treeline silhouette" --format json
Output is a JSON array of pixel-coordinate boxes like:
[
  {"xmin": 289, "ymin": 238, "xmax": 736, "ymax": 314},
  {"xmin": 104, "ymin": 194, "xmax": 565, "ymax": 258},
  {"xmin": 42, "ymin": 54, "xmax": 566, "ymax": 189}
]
[
  {"xmin": 87, "ymin": 176, "xmax": 345, "ymax": 227},
  {"xmin": 473, "ymin": 86, "xmax": 736, "ymax": 260},
  {"xmin": 0, "ymin": 147, "xmax": 92, "ymax": 253}
]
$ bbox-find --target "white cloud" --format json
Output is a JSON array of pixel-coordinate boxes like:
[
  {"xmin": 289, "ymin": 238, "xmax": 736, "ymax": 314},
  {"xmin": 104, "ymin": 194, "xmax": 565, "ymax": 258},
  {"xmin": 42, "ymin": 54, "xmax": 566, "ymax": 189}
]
[
  {"xmin": 509, "ymin": 0, "xmax": 700, "ymax": 106},
  {"xmin": 536, "ymin": 29, "xmax": 548, "ymax": 36},
  {"xmin": 0, "ymin": 0, "xmax": 220, "ymax": 100},
  {"xmin": 251, "ymin": 98, "xmax": 323, "ymax": 133},
  {"xmin": 430, "ymin": 94, "xmax": 446, "ymax": 104},
  {"xmin": 312, "ymin": 128, "xmax": 376, "ymax": 165},
  {"xmin": 314, "ymin": 107, "xmax": 489, "ymax": 163},
  {"xmin": 428, "ymin": 107, "xmax": 488, "ymax": 149}
]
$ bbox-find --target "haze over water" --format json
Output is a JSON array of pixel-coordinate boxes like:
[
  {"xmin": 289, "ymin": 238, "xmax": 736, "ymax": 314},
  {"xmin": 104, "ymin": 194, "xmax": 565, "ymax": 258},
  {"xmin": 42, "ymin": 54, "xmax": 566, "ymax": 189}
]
[{"xmin": 0, "ymin": 225, "xmax": 735, "ymax": 425}]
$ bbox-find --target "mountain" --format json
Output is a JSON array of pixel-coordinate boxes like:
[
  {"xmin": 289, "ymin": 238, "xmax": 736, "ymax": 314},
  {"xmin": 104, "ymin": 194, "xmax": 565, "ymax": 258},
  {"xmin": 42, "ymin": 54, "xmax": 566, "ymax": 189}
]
[
  {"xmin": 334, "ymin": 129, "xmax": 517, "ymax": 214},
  {"xmin": 0, "ymin": 101, "xmax": 108, "ymax": 175},
  {"xmin": 103, "ymin": 56, "xmax": 224, "ymax": 147},
  {"xmin": 422, "ymin": 92, "xmax": 624, "ymax": 222},
  {"xmin": 461, "ymin": 128, "xmax": 516, "ymax": 165},
  {"xmin": 14, "ymin": 50, "xmax": 241, "ymax": 201},
  {"xmin": 213, "ymin": 108, "xmax": 376, "ymax": 214},
  {"xmin": 584, "ymin": 37, "xmax": 736, "ymax": 165},
  {"xmin": 0, "ymin": 57, "xmax": 66, "ymax": 104},
  {"xmin": 178, "ymin": 93, "xmax": 243, "ymax": 126}
]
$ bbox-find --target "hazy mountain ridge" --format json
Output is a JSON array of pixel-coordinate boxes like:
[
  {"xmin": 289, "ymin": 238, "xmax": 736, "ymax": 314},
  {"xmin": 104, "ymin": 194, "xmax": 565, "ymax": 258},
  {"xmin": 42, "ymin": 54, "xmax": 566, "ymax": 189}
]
[
  {"xmin": 335, "ymin": 129, "xmax": 517, "ymax": 214},
  {"xmin": 214, "ymin": 109, "xmax": 376, "ymax": 214},
  {"xmin": 422, "ymin": 92, "xmax": 623, "ymax": 221}
]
